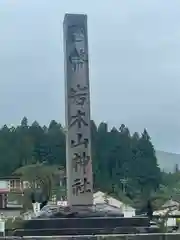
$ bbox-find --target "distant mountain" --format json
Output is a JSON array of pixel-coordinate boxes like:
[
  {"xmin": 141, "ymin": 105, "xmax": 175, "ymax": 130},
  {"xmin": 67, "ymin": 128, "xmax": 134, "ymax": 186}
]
[{"xmin": 156, "ymin": 150, "xmax": 180, "ymax": 173}]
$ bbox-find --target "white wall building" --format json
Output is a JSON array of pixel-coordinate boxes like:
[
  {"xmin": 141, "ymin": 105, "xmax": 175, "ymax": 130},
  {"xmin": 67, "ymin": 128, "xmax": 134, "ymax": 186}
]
[
  {"xmin": 93, "ymin": 191, "xmax": 135, "ymax": 217},
  {"xmin": 153, "ymin": 200, "xmax": 180, "ymax": 228},
  {"xmin": 54, "ymin": 191, "xmax": 136, "ymax": 217}
]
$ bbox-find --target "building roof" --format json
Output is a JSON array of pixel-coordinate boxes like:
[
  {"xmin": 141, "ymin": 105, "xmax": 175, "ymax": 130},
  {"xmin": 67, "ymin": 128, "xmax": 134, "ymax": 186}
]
[
  {"xmin": 162, "ymin": 200, "xmax": 179, "ymax": 208},
  {"xmin": 0, "ymin": 175, "xmax": 21, "ymax": 180},
  {"xmin": 153, "ymin": 209, "xmax": 180, "ymax": 216},
  {"xmin": 93, "ymin": 191, "xmax": 135, "ymax": 211}
]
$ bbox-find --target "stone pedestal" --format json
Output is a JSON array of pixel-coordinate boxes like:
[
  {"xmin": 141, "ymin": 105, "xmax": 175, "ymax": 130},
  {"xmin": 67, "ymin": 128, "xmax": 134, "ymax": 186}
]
[{"xmin": 12, "ymin": 204, "xmax": 156, "ymax": 236}]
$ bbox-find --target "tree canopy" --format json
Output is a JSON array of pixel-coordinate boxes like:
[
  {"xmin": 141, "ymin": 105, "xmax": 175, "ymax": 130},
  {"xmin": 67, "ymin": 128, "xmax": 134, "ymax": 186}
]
[{"xmin": 0, "ymin": 117, "xmax": 162, "ymax": 205}]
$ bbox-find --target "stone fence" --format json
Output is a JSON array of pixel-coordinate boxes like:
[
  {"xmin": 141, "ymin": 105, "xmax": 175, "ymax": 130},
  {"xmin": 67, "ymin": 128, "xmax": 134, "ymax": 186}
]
[{"xmin": 0, "ymin": 233, "xmax": 180, "ymax": 240}]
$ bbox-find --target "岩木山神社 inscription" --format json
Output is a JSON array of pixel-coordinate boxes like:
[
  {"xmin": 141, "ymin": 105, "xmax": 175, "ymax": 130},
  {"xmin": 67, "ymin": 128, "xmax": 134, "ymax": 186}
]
[{"xmin": 63, "ymin": 14, "xmax": 93, "ymax": 206}]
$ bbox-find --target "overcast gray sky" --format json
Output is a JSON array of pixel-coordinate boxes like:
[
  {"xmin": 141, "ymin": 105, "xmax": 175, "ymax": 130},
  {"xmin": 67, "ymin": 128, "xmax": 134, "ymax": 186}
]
[{"xmin": 0, "ymin": 0, "xmax": 180, "ymax": 153}]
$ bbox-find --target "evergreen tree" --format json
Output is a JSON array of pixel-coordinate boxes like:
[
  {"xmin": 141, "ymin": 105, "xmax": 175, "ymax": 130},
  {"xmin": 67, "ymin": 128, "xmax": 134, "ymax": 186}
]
[{"xmin": 0, "ymin": 118, "xmax": 162, "ymax": 205}]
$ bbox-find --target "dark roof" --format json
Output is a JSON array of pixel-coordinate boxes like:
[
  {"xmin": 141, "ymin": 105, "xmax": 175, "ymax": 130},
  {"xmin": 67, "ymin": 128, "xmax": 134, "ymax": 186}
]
[
  {"xmin": 0, "ymin": 207, "xmax": 22, "ymax": 210},
  {"xmin": 0, "ymin": 176, "xmax": 21, "ymax": 180}
]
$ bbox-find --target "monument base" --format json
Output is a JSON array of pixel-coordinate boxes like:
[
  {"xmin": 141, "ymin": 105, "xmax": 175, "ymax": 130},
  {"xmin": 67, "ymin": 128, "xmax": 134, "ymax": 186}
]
[{"xmin": 13, "ymin": 204, "xmax": 159, "ymax": 236}]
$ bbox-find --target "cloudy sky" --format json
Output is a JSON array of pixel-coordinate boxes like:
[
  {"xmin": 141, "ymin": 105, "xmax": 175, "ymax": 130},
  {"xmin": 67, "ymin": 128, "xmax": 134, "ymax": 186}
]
[{"xmin": 0, "ymin": 0, "xmax": 180, "ymax": 153}]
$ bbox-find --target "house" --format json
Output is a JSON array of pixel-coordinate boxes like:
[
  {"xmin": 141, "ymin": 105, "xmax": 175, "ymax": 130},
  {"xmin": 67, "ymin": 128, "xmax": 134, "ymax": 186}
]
[
  {"xmin": 0, "ymin": 176, "xmax": 37, "ymax": 209},
  {"xmin": 153, "ymin": 199, "xmax": 180, "ymax": 227},
  {"xmin": 0, "ymin": 176, "xmax": 23, "ymax": 209},
  {"xmin": 153, "ymin": 208, "xmax": 178, "ymax": 227},
  {"xmin": 162, "ymin": 200, "xmax": 179, "ymax": 210},
  {"xmin": 93, "ymin": 191, "xmax": 136, "ymax": 217},
  {"xmin": 0, "ymin": 176, "xmax": 22, "ymax": 193}
]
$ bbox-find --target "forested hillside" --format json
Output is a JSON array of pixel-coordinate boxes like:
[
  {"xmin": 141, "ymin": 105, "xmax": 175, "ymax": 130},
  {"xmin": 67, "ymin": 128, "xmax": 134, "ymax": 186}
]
[
  {"xmin": 0, "ymin": 117, "xmax": 161, "ymax": 204},
  {"xmin": 156, "ymin": 150, "xmax": 180, "ymax": 173}
]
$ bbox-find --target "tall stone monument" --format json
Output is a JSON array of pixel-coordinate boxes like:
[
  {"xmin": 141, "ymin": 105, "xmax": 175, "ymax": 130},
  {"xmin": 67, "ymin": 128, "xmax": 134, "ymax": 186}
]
[
  {"xmin": 13, "ymin": 13, "xmax": 153, "ymax": 237},
  {"xmin": 63, "ymin": 14, "xmax": 93, "ymax": 206}
]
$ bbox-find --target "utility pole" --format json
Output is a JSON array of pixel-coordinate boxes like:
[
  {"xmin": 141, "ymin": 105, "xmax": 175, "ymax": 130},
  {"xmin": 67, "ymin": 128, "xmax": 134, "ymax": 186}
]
[{"xmin": 120, "ymin": 178, "xmax": 128, "ymax": 194}]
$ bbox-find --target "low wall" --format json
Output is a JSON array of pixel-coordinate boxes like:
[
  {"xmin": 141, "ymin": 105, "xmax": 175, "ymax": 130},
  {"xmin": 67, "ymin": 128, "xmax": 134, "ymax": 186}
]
[
  {"xmin": 97, "ymin": 233, "xmax": 180, "ymax": 240},
  {"xmin": 1, "ymin": 233, "xmax": 180, "ymax": 240}
]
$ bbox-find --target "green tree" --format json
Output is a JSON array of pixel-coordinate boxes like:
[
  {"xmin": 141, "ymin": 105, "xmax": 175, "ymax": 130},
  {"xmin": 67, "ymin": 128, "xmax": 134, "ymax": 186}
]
[
  {"xmin": 0, "ymin": 117, "xmax": 163, "ymax": 209},
  {"xmin": 135, "ymin": 129, "xmax": 161, "ymax": 198}
]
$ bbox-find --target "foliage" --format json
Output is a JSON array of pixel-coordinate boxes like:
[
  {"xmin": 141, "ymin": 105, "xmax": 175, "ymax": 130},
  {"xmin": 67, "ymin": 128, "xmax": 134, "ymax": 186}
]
[
  {"xmin": 157, "ymin": 208, "xmax": 173, "ymax": 233},
  {"xmin": 0, "ymin": 117, "xmax": 161, "ymax": 206},
  {"xmin": 14, "ymin": 163, "xmax": 63, "ymax": 210},
  {"xmin": 158, "ymin": 172, "xmax": 180, "ymax": 202}
]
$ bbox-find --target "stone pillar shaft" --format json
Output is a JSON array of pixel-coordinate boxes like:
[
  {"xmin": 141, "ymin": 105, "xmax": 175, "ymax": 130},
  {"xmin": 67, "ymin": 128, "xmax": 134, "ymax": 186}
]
[{"xmin": 63, "ymin": 14, "xmax": 93, "ymax": 206}]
